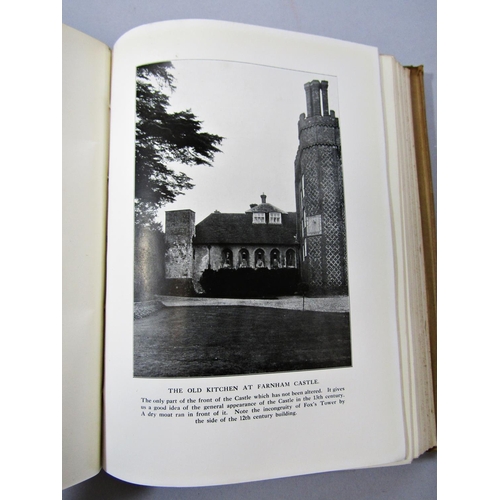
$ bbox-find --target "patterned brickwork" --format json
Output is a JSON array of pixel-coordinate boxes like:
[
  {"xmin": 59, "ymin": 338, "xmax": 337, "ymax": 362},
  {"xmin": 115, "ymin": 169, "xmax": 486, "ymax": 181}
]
[
  {"xmin": 299, "ymin": 146, "xmax": 347, "ymax": 290},
  {"xmin": 306, "ymin": 235, "xmax": 322, "ymax": 287},
  {"xmin": 295, "ymin": 82, "xmax": 348, "ymax": 294},
  {"xmin": 318, "ymin": 147, "xmax": 347, "ymax": 288},
  {"xmin": 303, "ymin": 152, "xmax": 320, "ymax": 214}
]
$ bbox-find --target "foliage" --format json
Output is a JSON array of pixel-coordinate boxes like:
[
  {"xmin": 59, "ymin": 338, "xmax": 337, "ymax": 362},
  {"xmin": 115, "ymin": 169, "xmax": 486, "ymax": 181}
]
[
  {"xmin": 200, "ymin": 268, "xmax": 299, "ymax": 298},
  {"xmin": 135, "ymin": 62, "xmax": 223, "ymax": 227}
]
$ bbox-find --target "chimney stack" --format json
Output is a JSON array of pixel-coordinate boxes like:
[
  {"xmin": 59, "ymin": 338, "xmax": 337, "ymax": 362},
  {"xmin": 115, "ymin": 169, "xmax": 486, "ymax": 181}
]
[
  {"xmin": 261, "ymin": 193, "xmax": 267, "ymax": 204},
  {"xmin": 312, "ymin": 81, "xmax": 321, "ymax": 116},
  {"xmin": 320, "ymin": 80, "xmax": 329, "ymax": 116},
  {"xmin": 304, "ymin": 80, "xmax": 330, "ymax": 117},
  {"xmin": 304, "ymin": 82, "xmax": 313, "ymax": 117}
]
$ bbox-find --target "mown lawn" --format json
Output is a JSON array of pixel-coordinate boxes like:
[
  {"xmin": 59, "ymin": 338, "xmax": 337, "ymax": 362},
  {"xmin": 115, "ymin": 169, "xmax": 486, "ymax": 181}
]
[{"xmin": 134, "ymin": 306, "xmax": 351, "ymax": 378}]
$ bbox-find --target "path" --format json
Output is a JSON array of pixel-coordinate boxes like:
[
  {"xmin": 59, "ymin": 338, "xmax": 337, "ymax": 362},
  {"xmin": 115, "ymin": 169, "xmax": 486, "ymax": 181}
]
[{"xmin": 155, "ymin": 295, "xmax": 350, "ymax": 313}]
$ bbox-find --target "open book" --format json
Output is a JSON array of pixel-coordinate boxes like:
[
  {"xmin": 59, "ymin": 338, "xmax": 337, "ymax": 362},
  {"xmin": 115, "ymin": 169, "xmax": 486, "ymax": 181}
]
[{"xmin": 62, "ymin": 20, "xmax": 436, "ymax": 489}]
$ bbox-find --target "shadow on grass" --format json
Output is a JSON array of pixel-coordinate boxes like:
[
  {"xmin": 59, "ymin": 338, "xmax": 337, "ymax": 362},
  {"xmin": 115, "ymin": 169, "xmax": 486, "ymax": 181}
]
[{"xmin": 134, "ymin": 306, "xmax": 351, "ymax": 378}]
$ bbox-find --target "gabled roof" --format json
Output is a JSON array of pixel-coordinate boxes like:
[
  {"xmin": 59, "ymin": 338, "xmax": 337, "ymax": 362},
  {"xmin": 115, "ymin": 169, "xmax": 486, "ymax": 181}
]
[{"xmin": 193, "ymin": 212, "xmax": 298, "ymax": 246}]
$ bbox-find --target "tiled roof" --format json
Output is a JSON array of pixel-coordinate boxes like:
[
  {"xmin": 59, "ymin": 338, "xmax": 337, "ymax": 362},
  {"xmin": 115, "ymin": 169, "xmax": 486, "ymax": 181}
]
[
  {"xmin": 245, "ymin": 194, "xmax": 288, "ymax": 214},
  {"xmin": 194, "ymin": 212, "xmax": 298, "ymax": 245},
  {"xmin": 245, "ymin": 202, "xmax": 288, "ymax": 214}
]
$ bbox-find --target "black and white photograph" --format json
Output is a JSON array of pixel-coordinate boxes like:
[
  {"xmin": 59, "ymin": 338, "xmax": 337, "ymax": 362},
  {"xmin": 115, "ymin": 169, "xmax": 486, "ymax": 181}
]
[{"xmin": 133, "ymin": 59, "xmax": 352, "ymax": 378}]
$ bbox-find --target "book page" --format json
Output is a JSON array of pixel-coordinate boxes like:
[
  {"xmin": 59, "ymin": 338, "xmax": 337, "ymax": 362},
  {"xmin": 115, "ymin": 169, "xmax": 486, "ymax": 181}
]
[
  {"xmin": 105, "ymin": 20, "xmax": 407, "ymax": 486},
  {"xmin": 379, "ymin": 56, "xmax": 436, "ymax": 457},
  {"xmin": 62, "ymin": 25, "xmax": 110, "ymax": 488}
]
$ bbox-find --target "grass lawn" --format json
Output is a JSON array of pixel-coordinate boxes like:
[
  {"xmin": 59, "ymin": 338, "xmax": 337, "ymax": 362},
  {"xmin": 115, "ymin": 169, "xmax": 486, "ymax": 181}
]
[{"xmin": 134, "ymin": 306, "xmax": 351, "ymax": 378}]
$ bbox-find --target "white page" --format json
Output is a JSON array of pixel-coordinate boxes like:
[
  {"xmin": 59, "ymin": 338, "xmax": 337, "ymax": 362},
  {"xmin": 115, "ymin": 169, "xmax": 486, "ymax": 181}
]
[
  {"xmin": 104, "ymin": 20, "xmax": 406, "ymax": 486},
  {"xmin": 62, "ymin": 25, "xmax": 110, "ymax": 488},
  {"xmin": 379, "ymin": 56, "xmax": 436, "ymax": 458}
]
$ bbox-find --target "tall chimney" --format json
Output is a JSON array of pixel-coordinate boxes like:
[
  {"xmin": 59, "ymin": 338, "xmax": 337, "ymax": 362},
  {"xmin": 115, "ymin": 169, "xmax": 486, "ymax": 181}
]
[
  {"xmin": 320, "ymin": 80, "xmax": 329, "ymax": 116},
  {"xmin": 261, "ymin": 193, "xmax": 267, "ymax": 204},
  {"xmin": 311, "ymin": 80, "xmax": 321, "ymax": 116},
  {"xmin": 304, "ymin": 82, "xmax": 313, "ymax": 117}
]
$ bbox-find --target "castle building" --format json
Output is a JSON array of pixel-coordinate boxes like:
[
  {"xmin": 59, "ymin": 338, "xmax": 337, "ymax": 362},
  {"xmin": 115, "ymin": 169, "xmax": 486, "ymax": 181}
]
[
  {"xmin": 164, "ymin": 194, "xmax": 299, "ymax": 295},
  {"xmin": 294, "ymin": 80, "xmax": 348, "ymax": 294},
  {"xmin": 163, "ymin": 79, "xmax": 348, "ymax": 296}
]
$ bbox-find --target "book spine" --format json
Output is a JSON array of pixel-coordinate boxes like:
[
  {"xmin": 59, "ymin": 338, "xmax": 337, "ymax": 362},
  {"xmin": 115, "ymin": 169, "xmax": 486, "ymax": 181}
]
[{"xmin": 406, "ymin": 66, "xmax": 437, "ymax": 419}]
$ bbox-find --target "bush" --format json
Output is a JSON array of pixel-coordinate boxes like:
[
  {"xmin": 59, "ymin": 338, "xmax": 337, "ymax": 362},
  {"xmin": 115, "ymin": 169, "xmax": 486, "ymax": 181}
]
[{"xmin": 200, "ymin": 267, "xmax": 299, "ymax": 297}]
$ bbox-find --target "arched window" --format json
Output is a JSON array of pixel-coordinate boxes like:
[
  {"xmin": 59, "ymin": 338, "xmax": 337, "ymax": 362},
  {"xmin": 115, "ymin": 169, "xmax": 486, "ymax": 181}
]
[
  {"xmin": 238, "ymin": 248, "xmax": 249, "ymax": 268},
  {"xmin": 221, "ymin": 248, "xmax": 233, "ymax": 268},
  {"xmin": 254, "ymin": 249, "xmax": 266, "ymax": 268},
  {"xmin": 286, "ymin": 249, "xmax": 296, "ymax": 268},
  {"xmin": 270, "ymin": 249, "xmax": 282, "ymax": 268}
]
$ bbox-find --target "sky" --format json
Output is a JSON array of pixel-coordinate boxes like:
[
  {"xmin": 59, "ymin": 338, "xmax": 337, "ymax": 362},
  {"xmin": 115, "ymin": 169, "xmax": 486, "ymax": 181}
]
[{"xmin": 150, "ymin": 58, "xmax": 339, "ymax": 227}]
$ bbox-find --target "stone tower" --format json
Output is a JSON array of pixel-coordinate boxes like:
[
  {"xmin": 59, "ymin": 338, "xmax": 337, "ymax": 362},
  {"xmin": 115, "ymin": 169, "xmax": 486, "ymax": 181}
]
[
  {"xmin": 164, "ymin": 209, "xmax": 196, "ymax": 295},
  {"xmin": 294, "ymin": 80, "xmax": 348, "ymax": 295}
]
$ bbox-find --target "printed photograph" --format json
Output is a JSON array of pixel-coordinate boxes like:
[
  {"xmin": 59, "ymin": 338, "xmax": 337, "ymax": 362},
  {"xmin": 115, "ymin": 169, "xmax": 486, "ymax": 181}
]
[{"xmin": 133, "ymin": 59, "xmax": 351, "ymax": 377}]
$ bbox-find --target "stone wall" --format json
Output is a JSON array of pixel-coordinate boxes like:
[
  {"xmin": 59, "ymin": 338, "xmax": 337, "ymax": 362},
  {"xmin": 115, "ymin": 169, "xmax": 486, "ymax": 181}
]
[
  {"xmin": 164, "ymin": 210, "xmax": 195, "ymax": 282},
  {"xmin": 134, "ymin": 227, "xmax": 166, "ymax": 301}
]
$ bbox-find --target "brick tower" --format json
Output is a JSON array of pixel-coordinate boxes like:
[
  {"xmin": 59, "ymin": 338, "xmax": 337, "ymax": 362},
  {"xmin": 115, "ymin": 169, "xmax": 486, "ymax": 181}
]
[{"xmin": 294, "ymin": 80, "xmax": 348, "ymax": 295}]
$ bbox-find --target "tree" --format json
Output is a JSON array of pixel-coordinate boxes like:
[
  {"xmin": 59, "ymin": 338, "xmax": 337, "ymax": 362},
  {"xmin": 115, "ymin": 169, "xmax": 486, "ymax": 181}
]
[{"xmin": 135, "ymin": 62, "xmax": 223, "ymax": 229}]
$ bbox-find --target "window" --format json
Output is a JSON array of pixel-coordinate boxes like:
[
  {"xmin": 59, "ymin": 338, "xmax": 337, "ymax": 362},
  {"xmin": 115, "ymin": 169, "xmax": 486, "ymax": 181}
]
[
  {"xmin": 270, "ymin": 249, "xmax": 281, "ymax": 268},
  {"xmin": 255, "ymin": 249, "xmax": 266, "ymax": 268},
  {"xmin": 221, "ymin": 249, "xmax": 233, "ymax": 268},
  {"xmin": 269, "ymin": 212, "xmax": 282, "ymax": 224},
  {"xmin": 238, "ymin": 248, "xmax": 249, "ymax": 268},
  {"xmin": 252, "ymin": 213, "xmax": 266, "ymax": 224}
]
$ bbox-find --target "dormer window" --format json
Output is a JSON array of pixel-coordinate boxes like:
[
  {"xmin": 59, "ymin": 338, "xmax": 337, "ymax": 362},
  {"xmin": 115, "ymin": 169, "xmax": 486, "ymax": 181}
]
[
  {"xmin": 269, "ymin": 212, "xmax": 282, "ymax": 224},
  {"xmin": 253, "ymin": 213, "xmax": 266, "ymax": 224}
]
